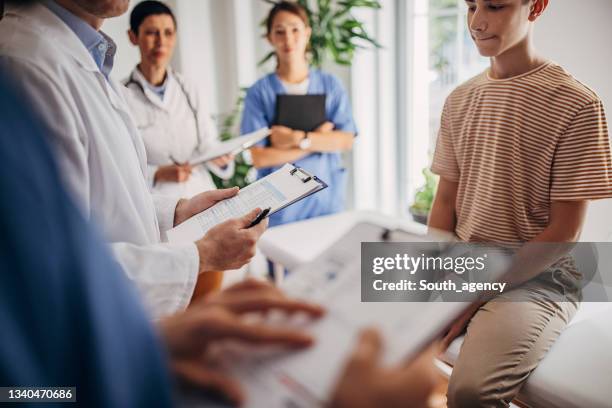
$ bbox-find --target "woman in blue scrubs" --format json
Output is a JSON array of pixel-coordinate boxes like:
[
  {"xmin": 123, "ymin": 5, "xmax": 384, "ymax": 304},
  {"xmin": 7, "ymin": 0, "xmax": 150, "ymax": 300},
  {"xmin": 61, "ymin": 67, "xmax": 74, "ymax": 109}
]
[{"xmin": 241, "ymin": 1, "xmax": 357, "ymax": 227}]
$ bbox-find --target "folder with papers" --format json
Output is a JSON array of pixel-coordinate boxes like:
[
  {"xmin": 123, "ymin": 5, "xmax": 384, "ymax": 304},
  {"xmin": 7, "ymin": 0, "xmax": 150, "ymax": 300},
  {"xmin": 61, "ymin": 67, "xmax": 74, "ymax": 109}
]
[
  {"xmin": 166, "ymin": 163, "xmax": 327, "ymax": 243},
  {"xmin": 275, "ymin": 95, "xmax": 327, "ymax": 132},
  {"xmin": 188, "ymin": 127, "xmax": 269, "ymax": 166}
]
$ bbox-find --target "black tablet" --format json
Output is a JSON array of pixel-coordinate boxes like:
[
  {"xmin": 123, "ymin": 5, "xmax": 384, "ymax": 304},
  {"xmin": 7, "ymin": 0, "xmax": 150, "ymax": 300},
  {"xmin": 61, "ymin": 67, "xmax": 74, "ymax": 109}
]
[{"xmin": 274, "ymin": 94, "xmax": 327, "ymax": 132}]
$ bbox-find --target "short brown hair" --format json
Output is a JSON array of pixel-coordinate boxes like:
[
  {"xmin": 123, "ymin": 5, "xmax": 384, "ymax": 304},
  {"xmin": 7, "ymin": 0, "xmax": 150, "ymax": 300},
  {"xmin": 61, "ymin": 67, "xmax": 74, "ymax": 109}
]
[{"xmin": 266, "ymin": 1, "xmax": 309, "ymax": 35}]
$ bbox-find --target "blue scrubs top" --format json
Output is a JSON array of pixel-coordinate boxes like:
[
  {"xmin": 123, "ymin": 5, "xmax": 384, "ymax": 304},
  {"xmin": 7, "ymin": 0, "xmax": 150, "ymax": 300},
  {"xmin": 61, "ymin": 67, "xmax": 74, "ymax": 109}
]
[{"xmin": 241, "ymin": 69, "xmax": 357, "ymax": 227}]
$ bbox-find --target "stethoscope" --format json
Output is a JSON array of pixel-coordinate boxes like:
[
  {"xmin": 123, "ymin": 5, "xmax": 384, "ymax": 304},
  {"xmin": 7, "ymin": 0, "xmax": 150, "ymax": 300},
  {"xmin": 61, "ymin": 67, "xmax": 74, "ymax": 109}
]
[{"xmin": 124, "ymin": 69, "xmax": 203, "ymax": 158}]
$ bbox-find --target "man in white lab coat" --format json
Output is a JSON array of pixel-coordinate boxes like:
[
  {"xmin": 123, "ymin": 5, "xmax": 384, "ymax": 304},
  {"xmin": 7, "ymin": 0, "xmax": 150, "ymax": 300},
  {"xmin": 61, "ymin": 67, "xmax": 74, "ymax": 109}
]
[{"xmin": 0, "ymin": 0, "xmax": 266, "ymax": 318}]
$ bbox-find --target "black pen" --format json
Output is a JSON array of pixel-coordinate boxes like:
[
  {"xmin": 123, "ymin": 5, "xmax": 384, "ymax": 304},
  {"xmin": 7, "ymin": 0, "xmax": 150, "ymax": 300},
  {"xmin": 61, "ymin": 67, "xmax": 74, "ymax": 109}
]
[{"xmin": 247, "ymin": 207, "xmax": 271, "ymax": 228}]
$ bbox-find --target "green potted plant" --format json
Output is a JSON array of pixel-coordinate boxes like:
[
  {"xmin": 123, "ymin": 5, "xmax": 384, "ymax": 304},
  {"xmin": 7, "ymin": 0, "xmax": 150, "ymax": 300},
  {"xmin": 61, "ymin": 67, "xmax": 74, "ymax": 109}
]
[
  {"xmin": 409, "ymin": 168, "xmax": 439, "ymax": 225},
  {"xmin": 210, "ymin": 89, "xmax": 256, "ymax": 189}
]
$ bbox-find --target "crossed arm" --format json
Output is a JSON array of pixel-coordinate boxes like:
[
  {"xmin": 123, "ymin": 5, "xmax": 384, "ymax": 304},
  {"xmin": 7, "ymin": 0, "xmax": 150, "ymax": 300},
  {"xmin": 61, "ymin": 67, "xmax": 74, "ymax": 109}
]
[{"xmin": 250, "ymin": 122, "xmax": 355, "ymax": 169}]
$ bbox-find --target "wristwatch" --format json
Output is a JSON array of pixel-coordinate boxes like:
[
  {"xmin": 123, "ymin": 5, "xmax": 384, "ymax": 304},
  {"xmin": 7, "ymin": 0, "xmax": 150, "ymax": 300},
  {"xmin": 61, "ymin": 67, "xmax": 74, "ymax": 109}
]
[{"xmin": 298, "ymin": 131, "xmax": 312, "ymax": 150}]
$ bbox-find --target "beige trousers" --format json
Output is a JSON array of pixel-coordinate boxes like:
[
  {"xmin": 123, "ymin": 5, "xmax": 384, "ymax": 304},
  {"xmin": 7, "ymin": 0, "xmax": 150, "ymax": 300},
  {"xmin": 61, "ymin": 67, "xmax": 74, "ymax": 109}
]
[{"xmin": 447, "ymin": 268, "xmax": 580, "ymax": 407}]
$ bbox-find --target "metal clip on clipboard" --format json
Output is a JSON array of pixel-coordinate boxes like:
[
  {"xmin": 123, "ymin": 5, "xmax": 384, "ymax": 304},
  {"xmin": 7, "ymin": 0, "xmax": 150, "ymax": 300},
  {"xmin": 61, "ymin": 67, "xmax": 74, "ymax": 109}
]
[{"xmin": 290, "ymin": 167, "xmax": 313, "ymax": 183}]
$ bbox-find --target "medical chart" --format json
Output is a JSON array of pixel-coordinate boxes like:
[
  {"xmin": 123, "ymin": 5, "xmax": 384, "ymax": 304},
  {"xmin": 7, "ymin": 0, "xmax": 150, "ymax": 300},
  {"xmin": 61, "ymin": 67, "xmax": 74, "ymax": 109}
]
[
  {"xmin": 166, "ymin": 163, "xmax": 326, "ymax": 243},
  {"xmin": 189, "ymin": 127, "xmax": 269, "ymax": 165}
]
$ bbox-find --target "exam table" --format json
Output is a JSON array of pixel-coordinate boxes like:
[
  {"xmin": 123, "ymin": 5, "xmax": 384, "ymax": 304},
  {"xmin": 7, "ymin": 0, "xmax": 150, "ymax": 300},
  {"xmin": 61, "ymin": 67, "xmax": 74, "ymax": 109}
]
[{"xmin": 258, "ymin": 210, "xmax": 612, "ymax": 408}]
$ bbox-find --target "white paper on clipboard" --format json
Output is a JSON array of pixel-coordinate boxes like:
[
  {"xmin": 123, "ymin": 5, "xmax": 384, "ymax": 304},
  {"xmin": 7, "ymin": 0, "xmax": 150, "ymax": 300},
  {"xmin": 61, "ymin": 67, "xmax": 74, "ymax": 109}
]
[
  {"xmin": 189, "ymin": 127, "xmax": 270, "ymax": 166},
  {"xmin": 166, "ymin": 163, "xmax": 327, "ymax": 243}
]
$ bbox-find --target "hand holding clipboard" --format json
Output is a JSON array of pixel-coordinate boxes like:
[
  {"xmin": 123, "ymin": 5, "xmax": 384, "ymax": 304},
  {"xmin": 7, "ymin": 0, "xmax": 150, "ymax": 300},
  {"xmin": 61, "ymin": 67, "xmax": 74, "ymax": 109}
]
[
  {"xmin": 166, "ymin": 164, "xmax": 327, "ymax": 243},
  {"xmin": 247, "ymin": 207, "xmax": 271, "ymax": 228}
]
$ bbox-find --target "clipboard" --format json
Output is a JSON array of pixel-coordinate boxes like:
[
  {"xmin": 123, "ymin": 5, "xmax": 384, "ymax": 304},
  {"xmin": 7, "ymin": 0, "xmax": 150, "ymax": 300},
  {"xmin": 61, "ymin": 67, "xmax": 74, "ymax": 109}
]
[
  {"xmin": 188, "ymin": 127, "xmax": 270, "ymax": 166},
  {"xmin": 166, "ymin": 163, "xmax": 327, "ymax": 243},
  {"xmin": 221, "ymin": 222, "xmax": 512, "ymax": 406}
]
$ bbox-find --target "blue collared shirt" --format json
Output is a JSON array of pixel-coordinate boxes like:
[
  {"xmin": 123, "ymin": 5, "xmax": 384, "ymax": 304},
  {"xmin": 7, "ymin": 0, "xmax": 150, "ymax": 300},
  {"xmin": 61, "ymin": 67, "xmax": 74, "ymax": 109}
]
[{"xmin": 43, "ymin": 0, "xmax": 116, "ymax": 78}]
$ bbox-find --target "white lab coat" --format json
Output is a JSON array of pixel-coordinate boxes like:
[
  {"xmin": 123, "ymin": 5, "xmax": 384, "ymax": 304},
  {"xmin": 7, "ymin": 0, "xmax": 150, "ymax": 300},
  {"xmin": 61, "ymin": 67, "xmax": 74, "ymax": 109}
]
[
  {"xmin": 0, "ymin": 3, "xmax": 198, "ymax": 318},
  {"xmin": 123, "ymin": 67, "xmax": 234, "ymax": 198}
]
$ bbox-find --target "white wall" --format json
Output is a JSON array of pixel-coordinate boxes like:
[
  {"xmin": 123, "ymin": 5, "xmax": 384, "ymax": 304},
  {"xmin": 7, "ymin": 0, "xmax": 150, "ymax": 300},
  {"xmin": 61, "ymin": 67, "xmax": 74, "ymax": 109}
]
[
  {"xmin": 173, "ymin": 0, "xmax": 233, "ymax": 115},
  {"xmin": 536, "ymin": 0, "xmax": 612, "ymax": 109},
  {"xmin": 536, "ymin": 0, "xmax": 612, "ymax": 241}
]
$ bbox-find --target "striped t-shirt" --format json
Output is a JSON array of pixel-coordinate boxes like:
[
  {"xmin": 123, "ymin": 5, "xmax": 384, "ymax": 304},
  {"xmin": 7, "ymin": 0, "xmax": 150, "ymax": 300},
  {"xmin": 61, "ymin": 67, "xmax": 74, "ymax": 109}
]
[{"xmin": 431, "ymin": 62, "xmax": 612, "ymax": 243}]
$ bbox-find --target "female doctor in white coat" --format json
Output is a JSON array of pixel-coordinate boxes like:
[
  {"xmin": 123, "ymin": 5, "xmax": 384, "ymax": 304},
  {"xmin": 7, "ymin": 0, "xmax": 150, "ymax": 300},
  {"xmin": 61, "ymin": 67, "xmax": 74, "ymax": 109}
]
[{"xmin": 124, "ymin": 0, "xmax": 233, "ymax": 198}]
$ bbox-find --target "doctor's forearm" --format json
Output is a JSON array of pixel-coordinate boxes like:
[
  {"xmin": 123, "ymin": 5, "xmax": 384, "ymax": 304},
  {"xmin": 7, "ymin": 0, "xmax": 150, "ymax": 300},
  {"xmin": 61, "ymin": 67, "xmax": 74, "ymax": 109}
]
[
  {"xmin": 250, "ymin": 147, "xmax": 308, "ymax": 169},
  {"xmin": 308, "ymin": 131, "xmax": 354, "ymax": 152}
]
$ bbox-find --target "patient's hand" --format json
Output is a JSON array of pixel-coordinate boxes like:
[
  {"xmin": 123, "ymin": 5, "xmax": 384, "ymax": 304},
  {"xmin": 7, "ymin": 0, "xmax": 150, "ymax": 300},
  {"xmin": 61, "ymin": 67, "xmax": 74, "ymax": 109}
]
[
  {"xmin": 158, "ymin": 280, "xmax": 324, "ymax": 406},
  {"xmin": 330, "ymin": 328, "xmax": 440, "ymax": 408},
  {"xmin": 440, "ymin": 301, "xmax": 483, "ymax": 352}
]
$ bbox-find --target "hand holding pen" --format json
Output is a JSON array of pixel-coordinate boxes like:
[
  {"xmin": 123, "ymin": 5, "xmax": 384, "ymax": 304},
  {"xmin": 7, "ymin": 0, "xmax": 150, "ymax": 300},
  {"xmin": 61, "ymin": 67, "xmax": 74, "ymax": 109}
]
[{"xmin": 247, "ymin": 207, "xmax": 271, "ymax": 228}]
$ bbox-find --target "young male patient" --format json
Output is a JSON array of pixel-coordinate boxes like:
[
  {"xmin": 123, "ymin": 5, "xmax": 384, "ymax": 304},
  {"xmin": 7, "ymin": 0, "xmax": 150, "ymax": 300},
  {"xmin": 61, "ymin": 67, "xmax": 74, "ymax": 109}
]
[{"xmin": 429, "ymin": 0, "xmax": 612, "ymax": 406}]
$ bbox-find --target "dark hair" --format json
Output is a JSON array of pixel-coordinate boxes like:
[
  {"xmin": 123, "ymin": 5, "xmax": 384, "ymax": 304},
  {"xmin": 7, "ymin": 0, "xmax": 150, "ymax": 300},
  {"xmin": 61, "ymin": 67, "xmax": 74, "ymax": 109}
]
[
  {"xmin": 129, "ymin": 0, "xmax": 176, "ymax": 34},
  {"xmin": 266, "ymin": 1, "xmax": 309, "ymax": 35}
]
